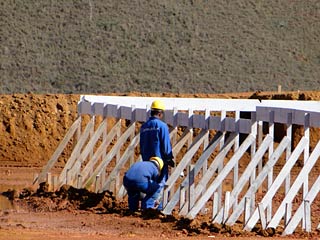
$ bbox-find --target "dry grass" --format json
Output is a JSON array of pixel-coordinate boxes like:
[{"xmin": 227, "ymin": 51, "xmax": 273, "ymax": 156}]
[{"xmin": 1, "ymin": 1, "xmax": 320, "ymax": 94}]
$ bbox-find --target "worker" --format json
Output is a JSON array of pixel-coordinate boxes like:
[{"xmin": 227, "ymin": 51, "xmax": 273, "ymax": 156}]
[
  {"xmin": 139, "ymin": 99, "xmax": 175, "ymax": 210},
  {"xmin": 123, "ymin": 157, "xmax": 164, "ymax": 212}
]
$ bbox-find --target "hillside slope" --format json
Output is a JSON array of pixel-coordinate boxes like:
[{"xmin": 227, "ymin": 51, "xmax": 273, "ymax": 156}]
[{"xmin": 1, "ymin": 1, "xmax": 320, "ymax": 94}]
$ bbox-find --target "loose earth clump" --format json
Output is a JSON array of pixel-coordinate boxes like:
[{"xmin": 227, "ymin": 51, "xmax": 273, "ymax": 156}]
[{"xmin": 13, "ymin": 183, "xmax": 121, "ymax": 214}]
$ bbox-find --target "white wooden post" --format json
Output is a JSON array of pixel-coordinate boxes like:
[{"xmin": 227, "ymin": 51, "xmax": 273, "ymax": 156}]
[
  {"xmin": 218, "ymin": 110, "xmax": 226, "ymax": 210},
  {"xmin": 213, "ymin": 192, "xmax": 219, "ymax": 219},
  {"xmin": 187, "ymin": 108, "xmax": 193, "ymax": 148},
  {"xmin": 286, "ymin": 113, "xmax": 292, "ymax": 194},
  {"xmin": 250, "ymin": 112, "xmax": 257, "ymax": 213},
  {"xmin": 101, "ymin": 117, "xmax": 108, "ymax": 185},
  {"xmin": 223, "ymin": 191, "xmax": 230, "ymax": 223},
  {"xmin": 220, "ymin": 110, "xmax": 226, "ymax": 149},
  {"xmin": 203, "ymin": 109, "xmax": 210, "ymax": 172},
  {"xmin": 179, "ymin": 185, "xmax": 186, "ymax": 210},
  {"xmin": 66, "ymin": 169, "xmax": 70, "ymax": 185},
  {"xmin": 201, "ymin": 109, "xmax": 210, "ymax": 214},
  {"xmin": 46, "ymin": 172, "xmax": 52, "ymax": 192},
  {"xmin": 258, "ymin": 203, "xmax": 267, "ymax": 230},
  {"xmin": 285, "ymin": 112, "xmax": 292, "ymax": 221},
  {"xmin": 183, "ymin": 108, "xmax": 194, "ymax": 207},
  {"xmin": 258, "ymin": 120, "xmax": 263, "ymax": 194},
  {"xmin": 233, "ymin": 110, "xmax": 240, "ymax": 210},
  {"xmin": 303, "ymin": 113, "xmax": 310, "ymax": 196},
  {"xmin": 302, "ymin": 113, "xmax": 310, "ymax": 230},
  {"xmin": 115, "ymin": 107, "xmax": 122, "ymax": 196},
  {"xmin": 163, "ymin": 185, "xmax": 169, "ymax": 208},
  {"xmin": 244, "ymin": 197, "xmax": 251, "ymax": 225},
  {"xmin": 267, "ymin": 110, "xmax": 274, "ymax": 222},
  {"xmin": 89, "ymin": 116, "xmax": 95, "ymax": 170},
  {"xmin": 285, "ymin": 203, "xmax": 291, "ymax": 226},
  {"xmin": 95, "ymin": 175, "xmax": 100, "ymax": 193},
  {"xmin": 188, "ymin": 165, "xmax": 195, "ymax": 211},
  {"xmin": 172, "ymin": 107, "xmax": 178, "ymax": 146},
  {"xmin": 304, "ymin": 200, "xmax": 311, "ymax": 232},
  {"xmin": 77, "ymin": 174, "xmax": 82, "ymax": 189},
  {"xmin": 52, "ymin": 175, "xmax": 58, "ymax": 191},
  {"xmin": 130, "ymin": 105, "xmax": 136, "ymax": 166}
]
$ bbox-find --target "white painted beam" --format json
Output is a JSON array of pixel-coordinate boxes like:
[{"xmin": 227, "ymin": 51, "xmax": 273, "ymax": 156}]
[
  {"xmin": 80, "ymin": 95, "xmax": 261, "ymax": 112},
  {"xmin": 80, "ymin": 95, "xmax": 320, "ymax": 113}
]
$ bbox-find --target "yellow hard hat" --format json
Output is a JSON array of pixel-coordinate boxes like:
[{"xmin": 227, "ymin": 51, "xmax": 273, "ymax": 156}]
[
  {"xmin": 150, "ymin": 156, "xmax": 164, "ymax": 171},
  {"xmin": 151, "ymin": 100, "xmax": 165, "ymax": 111}
]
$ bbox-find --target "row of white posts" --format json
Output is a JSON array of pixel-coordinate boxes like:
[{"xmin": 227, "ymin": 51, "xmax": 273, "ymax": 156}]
[{"xmin": 37, "ymin": 95, "xmax": 320, "ymax": 235}]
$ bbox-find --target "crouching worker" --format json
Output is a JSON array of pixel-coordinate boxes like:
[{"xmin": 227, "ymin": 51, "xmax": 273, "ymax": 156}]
[{"xmin": 123, "ymin": 157, "xmax": 164, "ymax": 212}]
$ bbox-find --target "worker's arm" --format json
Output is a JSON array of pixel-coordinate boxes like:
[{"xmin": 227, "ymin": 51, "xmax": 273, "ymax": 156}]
[{"xmin": 159, "ymin": 123, "xmax": 174, "ymax": 166}]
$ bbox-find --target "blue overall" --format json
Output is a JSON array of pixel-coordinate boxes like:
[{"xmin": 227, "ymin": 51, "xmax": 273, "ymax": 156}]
[
  {"xmin": 140, "ymin": 116, "xmax": 173, "ymax": 209},
  {"xmin": 123, "ymin": 161, "xmax": 161, "ymax": 211}
]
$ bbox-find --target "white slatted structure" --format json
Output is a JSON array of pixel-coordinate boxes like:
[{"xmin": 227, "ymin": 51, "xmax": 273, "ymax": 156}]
[{"xmin": 38, "ymin": 95, "xmax": 320, "ymax": 235}]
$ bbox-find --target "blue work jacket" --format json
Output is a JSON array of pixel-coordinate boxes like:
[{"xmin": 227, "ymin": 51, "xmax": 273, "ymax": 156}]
[
  {"xmin": 140, "ymin": 116, "xmax": 173, "ymax": 162},
  {"xmin": 124, "ymin": 161, "xmax": 159, "ymax": 183}
]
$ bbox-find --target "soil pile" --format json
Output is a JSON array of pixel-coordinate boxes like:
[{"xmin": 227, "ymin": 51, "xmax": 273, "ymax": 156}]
[{"xmin": 9, "ymin": 184, "xmax": 118, "ymax": 213}]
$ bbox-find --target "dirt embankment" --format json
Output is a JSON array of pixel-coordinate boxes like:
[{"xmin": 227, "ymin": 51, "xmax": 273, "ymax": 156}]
[{"xmin": 0, "ymin": 94, "xmax": 79, "ymax": 167}]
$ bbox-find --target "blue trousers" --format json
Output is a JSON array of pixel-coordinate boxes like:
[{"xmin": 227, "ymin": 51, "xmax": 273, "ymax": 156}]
[
  {"xmin": 123, "ymin": 176, "xmax": 161, "ymax": 211},
  {"xmin": 155, "ymin": 165, "xmax": 168, "ymax": 210}
]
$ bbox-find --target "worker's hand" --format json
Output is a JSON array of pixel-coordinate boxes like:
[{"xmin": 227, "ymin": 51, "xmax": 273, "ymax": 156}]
[
  {"xmin": 153, "ymin": 200, "xmax": 160, "ymax": 209},
  {"xmin": 167, "ymin": 159, "xmax": 175, "ymax": 167}
]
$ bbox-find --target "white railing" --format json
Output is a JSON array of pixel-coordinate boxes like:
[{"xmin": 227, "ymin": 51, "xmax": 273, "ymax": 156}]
[
  {"xmin": 38, "ymin": 95, "xmax": 320, "ymax": 235},
  {"xmin": 79, "ymin": 95, "xmax": 320, "ymax": 112}
]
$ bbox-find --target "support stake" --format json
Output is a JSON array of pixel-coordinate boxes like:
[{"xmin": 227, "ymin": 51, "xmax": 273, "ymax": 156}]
[{"xmin": 258, "ymin": 203, "xmax": 267, "ymax": 230}]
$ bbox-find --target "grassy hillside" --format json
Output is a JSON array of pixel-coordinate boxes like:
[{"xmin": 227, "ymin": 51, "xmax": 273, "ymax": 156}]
[{"xmin": 1, "ymin": 0, "xmax": 320, "ymax": 94}]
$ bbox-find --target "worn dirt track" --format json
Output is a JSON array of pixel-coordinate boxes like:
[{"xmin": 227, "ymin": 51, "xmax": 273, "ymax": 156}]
[{"xmin": 1, "ymin": 91, "xmax": 320, "ymax": 239}]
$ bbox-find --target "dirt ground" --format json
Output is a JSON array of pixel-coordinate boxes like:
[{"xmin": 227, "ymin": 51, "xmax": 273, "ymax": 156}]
[{"xmin": 1, "ymin": 91, "xmax": 320, "ymax": 239}]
